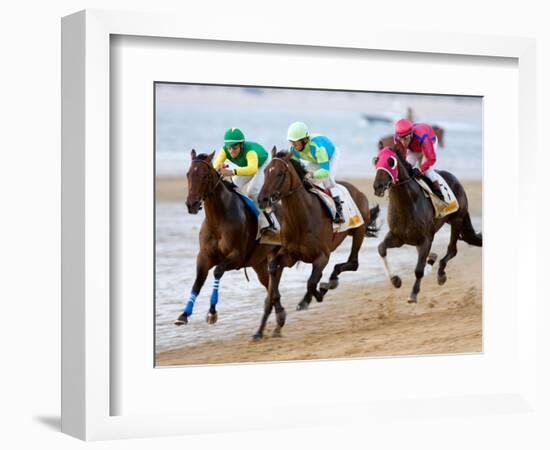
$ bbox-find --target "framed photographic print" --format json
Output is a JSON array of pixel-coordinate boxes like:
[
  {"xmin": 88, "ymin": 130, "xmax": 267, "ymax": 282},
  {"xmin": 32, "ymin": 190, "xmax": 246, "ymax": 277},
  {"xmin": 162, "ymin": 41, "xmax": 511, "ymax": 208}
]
[{"xmin": 62, "ymin": 9, "xmax": 538, "ymax": 441}]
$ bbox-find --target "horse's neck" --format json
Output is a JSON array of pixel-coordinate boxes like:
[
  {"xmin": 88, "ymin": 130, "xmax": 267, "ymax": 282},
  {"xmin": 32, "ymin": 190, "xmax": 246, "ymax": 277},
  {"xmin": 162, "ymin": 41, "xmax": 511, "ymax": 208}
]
[
  {"xmin": 203, "ymin": 182, "xmax": 240, "ymax": 228},
  {"xmin": 389, "ymin": 167, "xmax": 426, "ymax": 215},
  {"xmin": 280, "ymin": 182, "xmax": 318, "ymax": 233}
]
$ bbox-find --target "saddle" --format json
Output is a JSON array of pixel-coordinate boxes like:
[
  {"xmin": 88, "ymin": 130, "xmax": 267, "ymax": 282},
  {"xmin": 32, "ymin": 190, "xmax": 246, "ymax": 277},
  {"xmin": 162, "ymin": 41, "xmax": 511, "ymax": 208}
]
[
  {"xmin": 308, "ymin": 183, "xmax": 364, "ymax": 232},
  {"xmin": 415, "ymin": 175, "xmax": 459, "ymax": 219}
]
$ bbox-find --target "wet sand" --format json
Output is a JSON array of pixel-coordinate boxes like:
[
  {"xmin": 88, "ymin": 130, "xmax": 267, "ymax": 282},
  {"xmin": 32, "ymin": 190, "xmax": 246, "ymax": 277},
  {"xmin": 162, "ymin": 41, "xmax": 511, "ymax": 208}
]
[
  {"xmin": 157, "ymin": 245, "xmax": 481, "ymax": 366},
  {"xmin": 156, "ymin": 175, "xmax": 482, "ymax": 367}
]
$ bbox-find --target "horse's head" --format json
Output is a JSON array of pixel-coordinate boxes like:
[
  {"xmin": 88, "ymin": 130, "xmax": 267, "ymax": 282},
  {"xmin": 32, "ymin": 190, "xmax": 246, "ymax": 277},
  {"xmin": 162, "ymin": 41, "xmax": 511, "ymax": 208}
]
[
  {"xmin": 433, "ymin": 125, "xmax": 444, "ymax": 148},
  {"xmin": 258, "ymin": 146, "xmax": 304, "ymax": 209},
  {"xmin": 185, "ymin": 149, "xmax": 217, "ymax": 214},
  {"xmin": 373, "ymin": 147, "xmax": 407, "ymax": 197}
]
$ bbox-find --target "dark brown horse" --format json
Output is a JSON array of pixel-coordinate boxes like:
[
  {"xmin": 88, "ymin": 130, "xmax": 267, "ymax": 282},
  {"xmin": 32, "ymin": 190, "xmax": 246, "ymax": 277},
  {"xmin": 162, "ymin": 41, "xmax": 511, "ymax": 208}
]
[
  {"xmin": 373, "ymin": 146, "xmax": 482, "ymax": 303},
  {"xmin": 378, "ymin": 125, "xmax": 445, "ymax": 150},
  {"xmin": 174, "ymin": 150, "xmax": 280, "ymax": 330},
  {"xmin": 255, "ymin": 148, "xmax": 379, "ymax": 339}
]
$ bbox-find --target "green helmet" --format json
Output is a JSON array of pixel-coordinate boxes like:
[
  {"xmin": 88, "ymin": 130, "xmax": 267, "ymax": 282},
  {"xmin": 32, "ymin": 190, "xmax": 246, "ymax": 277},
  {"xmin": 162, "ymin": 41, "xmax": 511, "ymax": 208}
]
[
  {"xmin": 224, "ymin": 127, "xmax": 245, "ymax": 144},
  {"xmin": 287, "ymin": 122, "xmax": 309, "ymax": 141}
]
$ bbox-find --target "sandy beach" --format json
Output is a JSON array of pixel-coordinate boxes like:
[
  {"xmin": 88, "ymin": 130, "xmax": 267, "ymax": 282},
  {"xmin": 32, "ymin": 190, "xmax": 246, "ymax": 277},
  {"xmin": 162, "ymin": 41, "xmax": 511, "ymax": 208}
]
[
  {"xmin": 155, "ymin": 176, "xmax": 482, "ymax": 217},
  {"xmin": 155, "ymin": 175, "xmax": 482, "ymax": 367}
]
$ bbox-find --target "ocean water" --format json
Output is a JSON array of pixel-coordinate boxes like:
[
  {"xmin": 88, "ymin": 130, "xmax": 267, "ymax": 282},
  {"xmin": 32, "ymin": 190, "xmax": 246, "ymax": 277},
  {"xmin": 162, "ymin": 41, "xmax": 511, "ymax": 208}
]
[{"xmin": 155, "ymin": 84, "xmax": 483, "ymax": 180}]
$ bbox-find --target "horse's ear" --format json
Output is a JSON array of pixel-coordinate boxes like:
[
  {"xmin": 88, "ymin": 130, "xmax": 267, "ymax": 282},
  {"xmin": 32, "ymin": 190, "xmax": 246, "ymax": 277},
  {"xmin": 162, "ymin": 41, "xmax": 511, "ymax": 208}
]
[
  {"xmin": 372, "ymin": 156, "xmax": 379, "ymax": 167},
  {"xmin": 271, "ymin": 146, "xmax": 277, "ymax": 157},
  {"xmin": 207, "ymin": 151, "xmax": 215, "ymax": 163},
  {"xmin": 191, "ymin": 149, "xmax": 197, "ymax": 160}
]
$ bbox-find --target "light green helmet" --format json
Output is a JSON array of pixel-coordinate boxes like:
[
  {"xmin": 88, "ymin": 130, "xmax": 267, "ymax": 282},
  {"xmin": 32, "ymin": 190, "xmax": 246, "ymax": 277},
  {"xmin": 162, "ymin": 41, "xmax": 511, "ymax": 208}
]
[
  {"xmin": 224, "ymin": 127, "xmax": 245, "ymax": 144},
  {"xmin": 287, "ymin": 122, "xmax": 309, "ymax": 141}
]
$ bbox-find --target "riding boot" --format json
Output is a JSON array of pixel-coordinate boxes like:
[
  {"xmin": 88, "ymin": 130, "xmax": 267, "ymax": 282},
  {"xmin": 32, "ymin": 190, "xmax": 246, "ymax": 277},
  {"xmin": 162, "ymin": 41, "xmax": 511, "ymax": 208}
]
[
  {"xmin": 332, "ymin": 196, "xmax": 346, "ymax": 224},
  {"xmin": 431, "ymin": 180, "xmax": 446, "ymax": 202},
  {"xmin": 260, "ymin": 211, "xmax": 277, "ymax": 232}
]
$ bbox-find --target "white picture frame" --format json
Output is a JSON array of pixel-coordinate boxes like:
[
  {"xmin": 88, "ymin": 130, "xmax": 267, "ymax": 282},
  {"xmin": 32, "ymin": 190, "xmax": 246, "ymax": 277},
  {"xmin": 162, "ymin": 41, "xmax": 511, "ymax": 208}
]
[{"xmin": 61, "ymin": 9, "xmax": 538, "ymax": 441}]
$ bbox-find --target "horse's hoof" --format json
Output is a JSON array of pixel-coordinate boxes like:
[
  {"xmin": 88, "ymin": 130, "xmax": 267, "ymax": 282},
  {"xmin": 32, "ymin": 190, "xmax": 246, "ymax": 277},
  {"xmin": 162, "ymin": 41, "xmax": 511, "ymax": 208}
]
[
  {"xmin": 174, "ymin": 313, "xmax": 188, "ymax": 326},
  {"xmin": 252, "ymin": 333, "xmax": 264, "ymax": 341},
  {"xmin": 407, "ymin": 295, "xmax": 418, "ymax": 304},
  {"xmin": 391, "ymin": 275, "xmax": 402, "ymax": 288},
  {"xmin": 276, "ymin": 309, "xmax": 286, "ymax": 327},
  {"xmin": 320, "ymin": 279, "xmax": 339, "ymax": 291},
  {"xmin": 438, "ymin": 274, "xmax": 447, "ymax": 285},
  {"xmin": 272, "ymin": 328, "xmax": 282, "ymax": 338},
  {"xmin": 296, "ymin": 301, "xmax": 309, "ymax": 311},
  {"xmin": 427, "ymin": 253, "xmax": 438, "ymax": 266},
  {"xmin": 206, "ymin": 312, "xmax": 218, "ymax": 325}
]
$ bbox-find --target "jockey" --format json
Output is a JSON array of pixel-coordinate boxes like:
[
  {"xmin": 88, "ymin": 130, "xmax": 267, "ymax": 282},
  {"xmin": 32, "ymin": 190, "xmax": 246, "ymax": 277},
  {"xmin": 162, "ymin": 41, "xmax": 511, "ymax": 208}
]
[
  {"xmin": 394, "ymin": 118, "xmax": 445, "ymax": 201},
  {"xmin": 213, "ymin": 127, "xmax": 276, "ymax": 232},
  {"xmin": 287, "ymin": 121, "xmax": 345, "ymax": 224}
]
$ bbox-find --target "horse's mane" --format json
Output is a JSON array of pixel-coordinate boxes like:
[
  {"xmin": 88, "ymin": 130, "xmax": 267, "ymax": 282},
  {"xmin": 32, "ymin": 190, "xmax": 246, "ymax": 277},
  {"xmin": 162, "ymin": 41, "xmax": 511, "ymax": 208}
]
[
  {"xmin": 195, "ymin": 153, "xmax": 238, "ymax": 191},
  {"xmin": 387, "ymin": 145, "xmax": 415, "ymax": 175},
  {"xmin": 274, "ymin": 150, "xmax": 309, "ymax": 184}
]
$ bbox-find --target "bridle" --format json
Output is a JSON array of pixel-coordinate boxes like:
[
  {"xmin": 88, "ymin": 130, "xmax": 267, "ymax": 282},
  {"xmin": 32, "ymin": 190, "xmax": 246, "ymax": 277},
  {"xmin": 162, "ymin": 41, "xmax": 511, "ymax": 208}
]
[
  {"xmin": 267, "ymin": 157, "xmax": 305, "ymax": 201},
  {"xmin": 189, "ymin": 158, "xmax": 223, "ymax": 203},
  {"xmin": 376, "ymin": 149, "xmax": 413, "ymax": 189}
]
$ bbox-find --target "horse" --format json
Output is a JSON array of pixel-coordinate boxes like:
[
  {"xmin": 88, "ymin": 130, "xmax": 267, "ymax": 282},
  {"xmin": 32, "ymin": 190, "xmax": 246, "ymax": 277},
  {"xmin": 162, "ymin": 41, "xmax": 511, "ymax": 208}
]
[
  {"xmin": 373, "ymin": 146, "xmax": 482, "ymax": 303},
  {"xmin": 378, "ymin": 125, "xmax": 445, "ymax": 150},
  {"xmin": 174, "ymin": 149, "xmax": 281, "ymax": 331},
  {"xmin": 255, "ymin": 147, "xmax": 380, "ymax": 339}
]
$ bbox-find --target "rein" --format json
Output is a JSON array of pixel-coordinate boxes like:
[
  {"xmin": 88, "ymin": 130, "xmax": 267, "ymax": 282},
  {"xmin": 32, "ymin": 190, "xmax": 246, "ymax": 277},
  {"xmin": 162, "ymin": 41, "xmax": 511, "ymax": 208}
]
[
  {"xmin": 270, "ymin": 157, "xmax": 305, "ymax": 199},
  {"xmin": 192, "ymin": 159, "xmax": 223, "ymax": 201}
]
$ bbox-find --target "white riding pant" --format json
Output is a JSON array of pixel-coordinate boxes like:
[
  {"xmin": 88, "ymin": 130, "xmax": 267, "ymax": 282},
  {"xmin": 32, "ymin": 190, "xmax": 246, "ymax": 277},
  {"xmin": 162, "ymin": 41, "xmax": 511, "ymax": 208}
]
[
  {"xmin": 231, "ymin": 155, "xmax": 269, "ymax": 203},
  {"xmin": 406, "ymin": 139, "xmax": 438, "ymax": 182},
  {"xmin": 305, "ymin": 146, "xmax": 341, "ymax": 197}
]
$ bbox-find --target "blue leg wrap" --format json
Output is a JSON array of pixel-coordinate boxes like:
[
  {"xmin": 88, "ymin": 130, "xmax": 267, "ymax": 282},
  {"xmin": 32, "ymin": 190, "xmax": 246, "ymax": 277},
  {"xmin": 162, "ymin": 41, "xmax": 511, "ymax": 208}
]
[
  {"xmin": 183, "ymin": 291, "xmax": 198, "ymax": 316},
  {"xmin": 210, "ymin": 277, "xmax": 220, "ymax": 306}
]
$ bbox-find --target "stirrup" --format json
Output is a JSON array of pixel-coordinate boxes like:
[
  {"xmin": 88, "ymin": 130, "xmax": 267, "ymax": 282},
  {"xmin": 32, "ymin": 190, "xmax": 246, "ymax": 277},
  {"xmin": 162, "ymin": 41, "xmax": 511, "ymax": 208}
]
[
  {"xmin": 333, "ymin": 209, "xmax": 345, "ymax": 224},
  {"xmin": 432, "ymin": 189, "xmax": 446, "ymax": 202}
]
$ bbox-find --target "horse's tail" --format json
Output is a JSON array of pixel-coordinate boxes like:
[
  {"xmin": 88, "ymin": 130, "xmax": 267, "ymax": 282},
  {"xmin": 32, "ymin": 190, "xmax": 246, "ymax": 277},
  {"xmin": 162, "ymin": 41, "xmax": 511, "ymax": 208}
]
[
  {"xmin": 366, "ymin": 205, "xmax": 381, "ymax": 238},
  {"xmin": 459, "ymin": 212, "xmax": 482, "ymax": 246}
]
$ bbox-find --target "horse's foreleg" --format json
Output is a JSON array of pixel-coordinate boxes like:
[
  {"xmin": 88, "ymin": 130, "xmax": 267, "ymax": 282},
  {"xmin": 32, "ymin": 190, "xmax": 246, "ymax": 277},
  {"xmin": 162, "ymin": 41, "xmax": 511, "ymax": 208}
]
[
  {"xmin": 175, "ymin": 255, "xmax": 211, "ymax": 325},
  {"xmin": 408, "ymin": 239, "xmax": 433, "ymax": 303},
  {"xmin": 378, "ymin": 232, "xmax": 404, "ymax": 288},
  {"xmin": 297, "ymin": 253, "xmax": 330, "ymax": 310},
  {"xmin": 437, "ymin": 220, "xmax": 460, "ymax": 285},
  {"xmin": 253, "ymin": 252, "xmax": 287, "ymax": 340},
  {"xmin": 205, "ymin": 265, "xmax": 225, "ymax": 324},
  {"xmin": 321, "ymin": 228, "xmax": 365, "ymax": 298},
  {"xmin": 252, "ymin": 259, "xmax": 286, "ymax": 337}
]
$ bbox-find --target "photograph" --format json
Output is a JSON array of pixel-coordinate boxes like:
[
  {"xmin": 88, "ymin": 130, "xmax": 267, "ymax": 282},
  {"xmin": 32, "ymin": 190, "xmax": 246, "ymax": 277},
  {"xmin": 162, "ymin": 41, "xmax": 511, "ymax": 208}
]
[{"xmin": 154, "ymin": 83, "xmax": 483, "ymax": 367}]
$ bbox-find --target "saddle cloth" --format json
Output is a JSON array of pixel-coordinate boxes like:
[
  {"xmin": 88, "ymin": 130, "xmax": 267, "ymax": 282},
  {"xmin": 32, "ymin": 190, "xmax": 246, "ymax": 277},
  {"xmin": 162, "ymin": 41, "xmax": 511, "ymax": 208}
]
[
  {"xmin": 234, "ymin": 190, "xmax": 282, "ymax": 245},
  {"xmin": 415, "ymin": 174, "xmax": 459, "ymax": 219},
  {"xmin": 309, "ymin": 183, "xmax": 365, "ymax": 232}
]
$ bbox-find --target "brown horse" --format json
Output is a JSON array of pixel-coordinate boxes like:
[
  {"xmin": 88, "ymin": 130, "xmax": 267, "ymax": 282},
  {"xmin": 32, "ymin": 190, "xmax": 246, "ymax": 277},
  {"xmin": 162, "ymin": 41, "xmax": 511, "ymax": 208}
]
[
  {"xmin": 174, "ymin": 150, "xmax": 281, "ymax": 329},
  {"xmin": 378, "ymin": 125, "xmax": 445, "ymax": 150},
  {"xmin": 255, "ymin": 148, "xmax": 379, "ymax": 339},
  {"xmin": 373, "ymin": 146, "xmax": 482, "ymax": 303}
]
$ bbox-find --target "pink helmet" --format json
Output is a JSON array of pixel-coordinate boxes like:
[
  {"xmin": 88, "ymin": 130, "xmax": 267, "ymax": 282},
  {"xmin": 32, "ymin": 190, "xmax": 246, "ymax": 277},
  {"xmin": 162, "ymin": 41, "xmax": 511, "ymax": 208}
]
[{"xmin": 394, "ymin": 118, "xmax": 413, "ymax": 137}]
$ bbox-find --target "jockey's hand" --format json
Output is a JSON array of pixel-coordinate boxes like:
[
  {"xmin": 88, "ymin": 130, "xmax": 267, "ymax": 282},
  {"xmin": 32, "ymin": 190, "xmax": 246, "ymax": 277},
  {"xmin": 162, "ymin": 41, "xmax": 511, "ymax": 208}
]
[
  {"xmin": 411, "ymin": 168, "xmax": 422, "ymax": 179},
  {"xmin": 219, "ymin": 167, "xmax": 235, "ymax": 177},
  {"xmin": 304, "ymin": 171, "xmax": 313, "ymax": 180}
]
